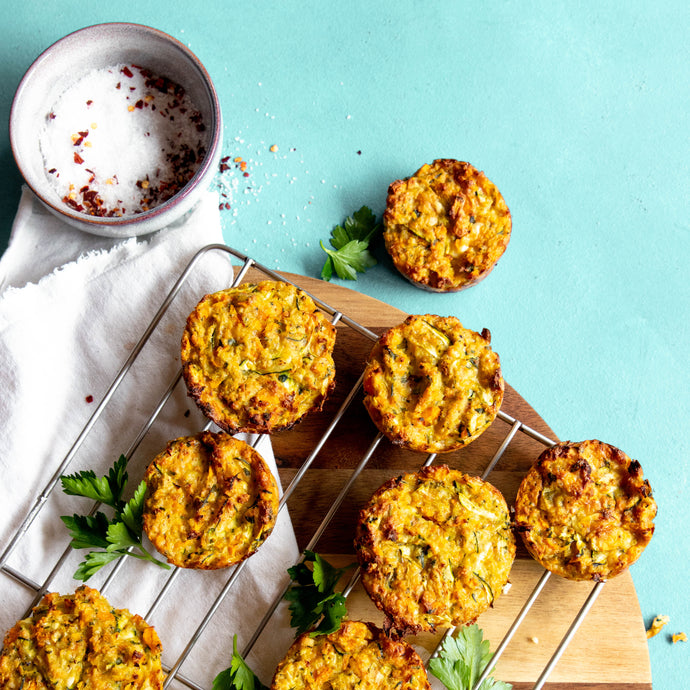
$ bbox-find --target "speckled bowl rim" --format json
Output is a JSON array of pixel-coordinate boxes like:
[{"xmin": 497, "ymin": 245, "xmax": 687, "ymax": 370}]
[{"xmin": 9, "ymin": 22, "xmax": 222, "ymax": 236}]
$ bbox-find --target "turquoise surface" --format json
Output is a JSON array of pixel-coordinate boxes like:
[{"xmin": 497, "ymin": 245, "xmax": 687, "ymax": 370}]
[{"xmin": 1, "ymin": 2, "xmax": 688, "ymax": 686}]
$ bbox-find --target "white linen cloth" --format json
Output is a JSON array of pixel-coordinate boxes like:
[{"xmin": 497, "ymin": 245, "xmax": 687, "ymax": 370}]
[{"xmin": 0, "ymin": 187, "xmax": 299, "ymax": 688}]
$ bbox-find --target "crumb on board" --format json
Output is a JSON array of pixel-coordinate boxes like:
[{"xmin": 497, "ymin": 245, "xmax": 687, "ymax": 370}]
[
  {"xmin": 672, "ymin": 632, "xmax": 687, "ymax": 643},
  {"xmin": 646, "ymin": 614, "xmax": 670, "ymax": 639},
  {"xmin": 528, "ymin": 636, "xmax": 539, "ymax": 644}
]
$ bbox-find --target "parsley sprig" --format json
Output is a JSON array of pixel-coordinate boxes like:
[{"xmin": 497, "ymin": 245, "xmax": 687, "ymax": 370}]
[
  {"xmin": 213, "ymin": 552, "xmax": 352, "ymax": 689},
  {"xmin": 60, "ymin": 454, "xmax": 170, "ymax": 581},
  {"xmin": 212, "ymin": 635, "xmax": 268, "ymax": 690},
  {"xmin": 429, "ymin": 624, "xmax": 512, "ymax": 690},
  {"xmin": 283, "ymin": 550, "xmax": 354, "ymax": 636},
  {"xmin": 320, "ymin": 205, "xmax": 381, "ymax": 281}
]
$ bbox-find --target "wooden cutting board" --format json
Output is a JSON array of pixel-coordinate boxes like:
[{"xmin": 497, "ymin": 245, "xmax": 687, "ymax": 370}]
[{"xmin": 241, "ymin": 267, "xmax": 652, "ymax": 689}]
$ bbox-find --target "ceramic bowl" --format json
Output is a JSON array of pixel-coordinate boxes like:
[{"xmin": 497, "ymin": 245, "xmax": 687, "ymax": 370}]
[{"xmin": 9, "ymin": 23, "xmax": 222, "ymax": 237}]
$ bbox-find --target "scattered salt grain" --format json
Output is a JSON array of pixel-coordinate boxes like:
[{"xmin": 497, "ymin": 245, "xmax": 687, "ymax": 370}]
[{"xmin": 40, "ymin": 64, "xmax": 207, "ymax": 217}]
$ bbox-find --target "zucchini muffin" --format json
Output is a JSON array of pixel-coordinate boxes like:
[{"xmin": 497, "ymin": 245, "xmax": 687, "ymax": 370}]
[
  {"xmin": 514, "ymin": 440, "xmax": 657, "ymax": 581},
  {"xmin": 355, "ymin": 465, "xmax": 516, "ymax": 634},
  {"xmin": 0, "ymin": 585, "xmax": 164, "ymax": 689},
  {"xmin": 383, "ymin": 159, "xmax": 511, "ymax": 292},
  {"xmin": 143, "ymin": 431, "xmax": 280, "ymax": 569},
  {"xmin": 362, "ymin": 314, "xmax": 503, "ymax": 453},
  {"xmin": 270, "ymin": 619, "xmax": 430, "ymax": 689},
  {"xmin": 181, "ymin": 280, "xmax": 336, "ymax": 434}
]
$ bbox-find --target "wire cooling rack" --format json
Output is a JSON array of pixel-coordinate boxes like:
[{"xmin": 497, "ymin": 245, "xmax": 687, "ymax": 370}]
[{"xmin": 0, "ymin": 243, "xmax": 609, "ymax": 690}]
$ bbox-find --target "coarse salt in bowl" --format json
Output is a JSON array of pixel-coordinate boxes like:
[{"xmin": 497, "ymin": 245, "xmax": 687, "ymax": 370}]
[{"xmin": 9, "ymin": 23, "xmax": 223, "ymax": 237}]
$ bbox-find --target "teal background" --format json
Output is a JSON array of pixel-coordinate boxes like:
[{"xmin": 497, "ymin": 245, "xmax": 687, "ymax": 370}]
[{"xmin": 1, "ymin": 2, "xmax": 687, "ymax": 686}]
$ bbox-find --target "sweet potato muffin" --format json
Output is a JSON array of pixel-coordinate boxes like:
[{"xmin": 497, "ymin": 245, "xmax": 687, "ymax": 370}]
[
  {"xmin": 181, "ymin": 280, "xmax": 336, "ymax": 434},
  {"xmin": 0, "ymin": 585, "xmax": 164, "ymax": 689},
  {"xmin": 355, "ymin": 465, "xmax": 516, "ymax": 634},
  {"xmin": 270, "ymin": 619, "xmax": 430, "ymax": 689},
  {"xmin": 514, "ymin": 440, "xmax": 657, "ymax": 581},
  {"xmin": 383, "ymin": 159, "xmax": 511, "ymax": 291},
  {"xmin": 362, "ymin": 314, "xmax": 503, "ymax": 453},
  {"xmin": 143, "ymin": 431, "xmax": 279, "ymax": 569}
]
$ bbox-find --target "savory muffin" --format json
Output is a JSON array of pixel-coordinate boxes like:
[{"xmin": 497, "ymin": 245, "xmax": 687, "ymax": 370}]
[
  {"xmin": 514, "ymin": 440, "xmax": 657, "ymax": 581},
  {"xmin": 383, "ymin": 159, "xmax": 511, "ymax": 292},
  {"xmin": 143, "ymin": 431, "xmax": 280, "ymax": 569},
  {"xmin": 181, "ymin": 280, "xmax": 336, "ymax": 434},
  {"xmin": 270, "ymin": 619, "xmax": 430, "ymax": 689},
  {"xmin": 362, "ymin": 314, "xmax": 503, "ymax": 453},
  {"xmin": 0, "ymin": 585, "xmax": 164, "ymax": 689},
  {"xmin": 355, "ymin": 465, "xmax": 516, "ymax": 634}
]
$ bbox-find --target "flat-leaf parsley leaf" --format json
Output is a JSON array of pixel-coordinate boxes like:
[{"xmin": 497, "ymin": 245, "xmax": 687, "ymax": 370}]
[
  {"xmin": 60, "ymin": 455, "xmax": 170, "ymax": 581},
  {"xmin": 320, "ymin": 205, "xmax": 381, "ymax": 281},
  {"xmin": 283, "ymin": 550, "xmax": 355, "ymax": 636},
  {"xmin": 212, "ymin": 634, "xmax": 268, "ymax": 690},
  {"xmin": 429, "ymin": 624, "xmax": 512, "ymax": 690}
]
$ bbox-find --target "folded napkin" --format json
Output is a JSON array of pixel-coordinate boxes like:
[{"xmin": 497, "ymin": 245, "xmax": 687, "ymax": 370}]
[{"xmin": 0, "ymin": 188, "xmax": 300, "ymax": 687}]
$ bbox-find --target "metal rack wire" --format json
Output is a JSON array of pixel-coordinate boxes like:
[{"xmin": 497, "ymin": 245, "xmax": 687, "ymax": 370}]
[{"xmin": 0, "ymin": 243, "xmax": 606, "ymax": 689}]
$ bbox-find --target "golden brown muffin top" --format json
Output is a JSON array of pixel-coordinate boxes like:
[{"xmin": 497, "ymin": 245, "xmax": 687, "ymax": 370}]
[
  {"xmin": 355, "ymin": 465, "xmax": 515, "ymax": 634},
  {"xmin": 0, "ymin": 585, "xmax": 164, "ymax": 690},
  {"xmin": 143, "ymin": 431, "xmax": 279, "ymax": 569},
  {"xmin": 270, "ymin": 619, "xmax": 430, "ymax": 689},
  {"xmin": 515, "ymin": 439, "xmax": 657, "ymax": 581},
  {"xmin": 383, "ymin": 159, "xmax": 511, "ymax": 291},
  {"xmin": 362, "ymin": 314, "xmax": 503, "ymax": 453},
  {"xmin": 181, "ymin": 280, "xmax": 336, "ymax": 434}
]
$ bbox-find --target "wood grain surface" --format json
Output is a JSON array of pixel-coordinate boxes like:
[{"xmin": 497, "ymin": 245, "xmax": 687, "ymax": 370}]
[{"xmin": 238, "ymin": 266, "xmax": 652, "ymax": 689}]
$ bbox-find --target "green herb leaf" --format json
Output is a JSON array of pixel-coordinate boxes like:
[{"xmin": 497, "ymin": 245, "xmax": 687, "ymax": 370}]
[
  {"xmin": 315, "ymin": 592, "xmax": 348, "ymax": 636},
  {"xmin": 120, "ymin": 480, "xmax": 147, "ymax": 535},
  {"xmin": 60, "ymin": 455, "xmax": 170, "ymax": 581},
  {"xmin": 429, "ymin": 624, "xmax": 512, "ymax": 690},
  {"xmin": 60, "ymin": 512, "xmax": 111, "ymax": 550},
  {"xmin": 212, "ymin": 634, "xmax": 268, "ymax": 690},
  {"xmin": 319, "ymin": 205, "xmax": 381, "ymax": 281},
  {"xmin": 106, "ymin": 521, "xmax": 140, "ymax": 551},
  {"xmin": 73, "ymin": 550, "xmax": 122, "ymax": 582},
  {"xmin": 60, "ymin": 454, "xmax": 128, "ymax": 508},
  {"xmin": 332, "ymin": 206, "xmax": 379, "ymax": 247},
  {"xmin": 311, "ymin": 551, "xmax": 346, "ymax": 593},
  {"xmin": 284, "ymin": 550, "xmax": 354, "ymax": 636}
]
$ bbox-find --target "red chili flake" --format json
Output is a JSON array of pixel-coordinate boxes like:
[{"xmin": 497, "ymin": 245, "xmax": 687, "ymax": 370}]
[
  {"xmin": 79, "ymin": 130, "xmax": 89, "ymax": 137},
  {"xmin": 121, "ymin": 66, "xmax": 134, "ymax": 78},
  {"xmin": 63, "ymin": 196, "xmax": 84, "ymax": 212},
  {"xmin": 135, "ymin": 99, "xmax": 144, "ymax": 109},
  {"xmin": 224, "ymin": 202, "xmax": 231, "ymax": 210},
  {"xmin": 220, "ymin": 162, "xmax": 230, "ymax": 172},
  {"xmin": 357, "ymin": 150, "xmax": 362, "ymax": 155},
  {"xmin": 48, "ymin": 111, "xmax": 56, "ymax": 120},
  {"xmin": 73, "ymin": 136, "xmax": 84, "ymax": 146},
  {"xmin": 74, "ymin": 152, "xmax": 84, "ymax": 164},
  {"xmin": 86, "ymin": 100, "xmax": 93, "ymax": 106},
  {"xmin": 115, "ymin": 82, "xmax": 121, "ymax": 89},
  {"xmin": 243, "ymin": 172, "xmax": 250, "ymax": 177},
  {"xmin": 48, "ymin": 168, "xmax": 57, "ymax": 174},
  {"xmin": 85, "ymin": 395, "xmax": 94, "ymax": 403}
]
